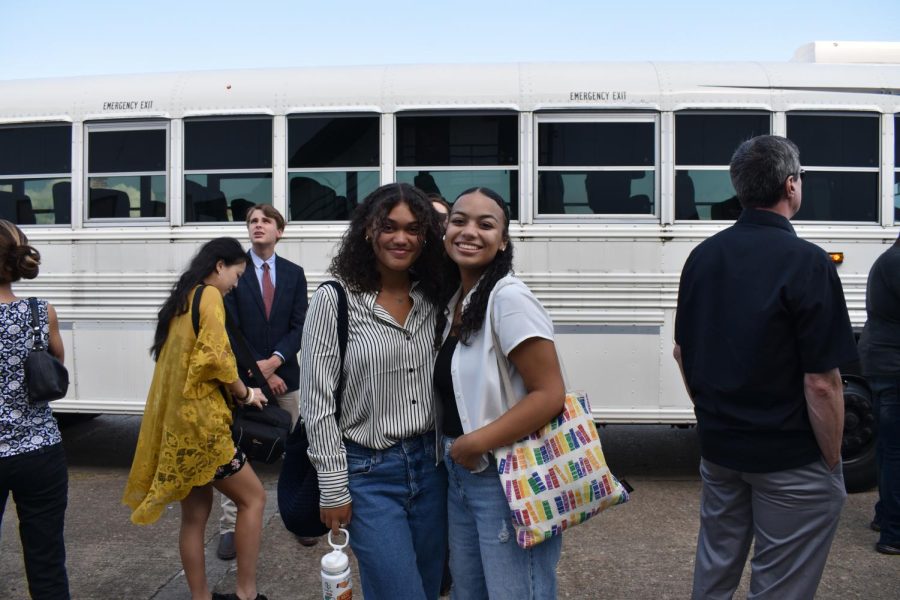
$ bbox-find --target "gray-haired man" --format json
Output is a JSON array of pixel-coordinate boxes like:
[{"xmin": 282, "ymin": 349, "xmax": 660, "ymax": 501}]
[{"xmin": 674, "ymin": 135, "xmax": 856, "ymax": 599}]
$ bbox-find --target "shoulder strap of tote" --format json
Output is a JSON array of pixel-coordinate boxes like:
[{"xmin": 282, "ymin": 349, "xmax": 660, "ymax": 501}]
[
  {"xmin": 487, "ymin": 279, "xmax": 569, "ymax": 407},
  {"xmin": 190, "ymin": 284, "xmax": 276, "ymax": 404},
  {"xmin": 317, "ymin": 280, "xmax": 349, "ymax": 423},
  {"xmin": 27, "ymin": 297, "xmax": 45, "ymax": 351}
]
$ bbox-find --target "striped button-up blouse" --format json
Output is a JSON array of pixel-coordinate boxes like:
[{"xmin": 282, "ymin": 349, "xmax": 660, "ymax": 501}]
[{"xmin": 299, "ymin": 279, "xmax": 438, "ymax": 507}]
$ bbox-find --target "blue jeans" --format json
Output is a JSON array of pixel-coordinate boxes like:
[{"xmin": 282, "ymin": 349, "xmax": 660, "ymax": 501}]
[
  {"xmin": 869, "ymin": 376, "xmax": 900, "ymax": 546},
  {"xmin": 345, "ymin": 432, "xmax": 447, "ymax": 600},
  {"xmin": 0, "ymin": 443, "xmax": 70, "ymax": 600},
  {"xmin": 443, "ymin": 436, "xmax": 562, "ymax": 600}
]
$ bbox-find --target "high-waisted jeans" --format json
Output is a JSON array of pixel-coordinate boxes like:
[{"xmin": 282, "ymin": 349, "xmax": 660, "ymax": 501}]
[
  {"xmin": 443, "ymin": 436, "xmax": 561, "ymax": 600},
  {"xmin": 345, "ymin": 431, "xmax": 447, "ymax": 600}
]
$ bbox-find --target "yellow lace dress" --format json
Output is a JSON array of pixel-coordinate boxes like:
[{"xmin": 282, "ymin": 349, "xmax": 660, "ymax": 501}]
[{"xmin": 123, "ymin": 286, "xmax": 238, "ymax": 525}]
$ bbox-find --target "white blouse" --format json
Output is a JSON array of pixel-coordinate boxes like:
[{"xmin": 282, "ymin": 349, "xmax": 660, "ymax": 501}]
[{"xmin": 441, "ymin": 274, "xmax": 555, "ymax": 435}]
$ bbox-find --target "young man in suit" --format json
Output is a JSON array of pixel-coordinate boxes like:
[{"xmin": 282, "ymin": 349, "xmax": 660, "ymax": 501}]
[{"xmin": 217, "ymin": 204, "xmax": 313, "ymax": 559}]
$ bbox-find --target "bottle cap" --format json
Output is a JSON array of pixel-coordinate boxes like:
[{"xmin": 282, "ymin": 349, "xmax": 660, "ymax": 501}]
[{"xmin": 321, "ymin": 549, "xmax": 349, "ymax": 574}]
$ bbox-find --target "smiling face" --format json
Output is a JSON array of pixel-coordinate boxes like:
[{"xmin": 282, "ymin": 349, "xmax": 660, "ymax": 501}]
[
  {"xmin": 211, "ymin": 260, "xmax": 246, "ymax": 296},
  {"xmin": 444, "ymin": 191, "xmax": 508, "ymax": 280},
  {"xmin": 369, "ymin": 201, "xmax": 423, "ymax": 275}
]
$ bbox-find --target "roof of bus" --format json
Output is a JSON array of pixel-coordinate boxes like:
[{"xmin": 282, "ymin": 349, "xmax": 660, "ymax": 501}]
[{"xmin": 1, "ymin": 61, "xmax": 898, "ymax": 123}]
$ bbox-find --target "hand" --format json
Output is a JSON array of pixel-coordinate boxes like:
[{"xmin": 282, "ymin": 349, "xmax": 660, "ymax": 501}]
[
  {"xmin": 321, "ymin": 503, "xmax": 352, "ymax": 535},
  {"xmin": 267, "ymin": 373, "xmax": 287, "ymax": 395},
  {"xmin": 257, "ymin": 356, "xmax": 281, "ymax": 380},
  {"xmin": 245, "ymin": 387, "xmax": 266, "ymax": 409},
  {"xmin": 449, "ymin": 432, "xmax": 488, "ymax": 471}
]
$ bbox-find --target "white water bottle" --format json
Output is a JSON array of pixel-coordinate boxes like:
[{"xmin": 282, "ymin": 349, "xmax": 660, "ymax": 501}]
[{"xmin": 321, "ymin": 528, "xmax": 353, "ymax": 600}]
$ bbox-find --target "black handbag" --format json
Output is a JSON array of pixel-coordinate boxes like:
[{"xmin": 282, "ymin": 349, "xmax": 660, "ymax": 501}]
[
  {"xmin": 278, "ymin": 280, "xmax": 348, "ymax": 538},
  {"xmin": 230, "ymin": 402, "xmax": 292, "ymax": 464},
  {"xmin": 24, "ymin": 297, "xmax": 69, "ymax": 404},
  {"xmin": 190, "ymin": 285, "xmax": 292, "ymax": 464}
]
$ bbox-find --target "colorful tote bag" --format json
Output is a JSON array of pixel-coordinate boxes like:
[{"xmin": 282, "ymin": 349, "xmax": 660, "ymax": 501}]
[
  {"xmin": 493, "ymin": 390, "xmax": 629, "ymax": 548},
  {"xmin": 489, "ymin": 290, "xmax": 629, "ymax": 549}
]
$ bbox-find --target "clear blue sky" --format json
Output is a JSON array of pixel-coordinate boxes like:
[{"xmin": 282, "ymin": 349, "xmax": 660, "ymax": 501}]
[{"xmin": 1, "ymin": 0, "xmax": 898, "ymax": 80}]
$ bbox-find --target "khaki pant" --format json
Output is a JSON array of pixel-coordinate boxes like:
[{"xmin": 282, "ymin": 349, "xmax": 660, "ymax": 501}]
[{"xmin": 692, "ymin": 457, "xmax": 846, "ymax": 600}]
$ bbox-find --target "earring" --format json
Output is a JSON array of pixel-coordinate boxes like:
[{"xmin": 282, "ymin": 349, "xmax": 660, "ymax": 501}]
[
  {"xmin": 365, "ymin": 235, "xmax": 371, "ymax": 242},
  {"xmin": 442, "ymin": 234, "xmax": 446, "ymax": 241}
]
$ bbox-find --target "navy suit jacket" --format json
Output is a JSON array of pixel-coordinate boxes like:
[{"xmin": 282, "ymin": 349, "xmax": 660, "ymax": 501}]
[{"xmin": 225, "ymin": 251, "xmax": 308, "ymax": 392}]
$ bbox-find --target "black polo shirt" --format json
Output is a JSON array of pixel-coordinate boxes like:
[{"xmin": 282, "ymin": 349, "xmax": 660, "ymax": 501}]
[{"xmin": 674, "ymin": 208, "xmax": 857, "ymax": 472}]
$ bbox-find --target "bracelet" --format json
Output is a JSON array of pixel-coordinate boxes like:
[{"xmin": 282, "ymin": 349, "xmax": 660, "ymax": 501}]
[{"xmin": 237, "ymin": 387, "xmax": 252, "ymax": 404}]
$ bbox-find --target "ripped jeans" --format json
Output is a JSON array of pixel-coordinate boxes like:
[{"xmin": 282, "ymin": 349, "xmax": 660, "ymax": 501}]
[{"xmin": 442, "ymin": 436, "xmax": 561, "ymax": 600}]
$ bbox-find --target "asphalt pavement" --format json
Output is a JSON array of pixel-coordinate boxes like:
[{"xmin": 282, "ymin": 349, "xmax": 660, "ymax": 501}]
[{"xmin": 1, "ymin": 416, "xmax": 896, "ymax": 599}]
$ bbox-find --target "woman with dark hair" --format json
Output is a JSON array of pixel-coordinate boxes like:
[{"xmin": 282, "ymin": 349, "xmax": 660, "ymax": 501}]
[
  {"xmin": 300, "ymin": 182, "xmax": 446, "ymax": 599},
  {"xmin": 435, "ymin": 188, "xmax": 566, "ymax": 599},
  {"xmin": 0, "ymin": 219, "xmax": 70, "ymax": 599},
  {"xmin": 123, "ymin": 237, "xmax": 268, "ymax": 600}
]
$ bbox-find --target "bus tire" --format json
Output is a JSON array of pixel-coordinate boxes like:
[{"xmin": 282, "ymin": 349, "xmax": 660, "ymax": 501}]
[{"xmin": 841, "ymin": 377, "xmax": 877, "ymax": 493}]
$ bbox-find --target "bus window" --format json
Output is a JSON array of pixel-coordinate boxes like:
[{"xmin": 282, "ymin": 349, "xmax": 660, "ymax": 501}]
[
  {"xmin": 536, "ymin": 118, "xmax": 655, "ymax": 217},
  {"xmin": 86, "ymin": 124, "xmax": 167, "ymax": 221},
  {"xmin": 787, "ymin": 113, "xmax": 879, "ymax": 223},
  {"xmin": 674, "ymin": 112, "xmax": 770, "ymax": 221},
  {"xmin": 288, "ymin": 115, "xmax": 379, "ymax": 221},
  {"xmin": 0, "ymin": 124, "xmax": 71, "ymax": 225},
  {"xmin": 184, "ymin": 118, "xmax": 272, "ymax": 223},
  {"xmin": 395, "ymin": 114, "xmax": 518, "ymax": 219}
]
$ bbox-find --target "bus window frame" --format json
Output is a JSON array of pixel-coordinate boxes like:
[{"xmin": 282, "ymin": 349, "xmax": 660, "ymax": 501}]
[
  {"xmin": 286, "ymin": 112, "xmax": 381, "ymax": 223},
  {"xmin": 673, "ymin": 110, "xmax": 772, "ymax": 223},
  {"xmin": 0, "ymin": 122, "xmax": 73, "ymax": 227},
  {"xmin": 533, "ymin": 112, "xmax": 659, "ymax": 223},
  {"xmin": 182, "ymin": 115, "xmax": 274, "ymax": 225},
  {"xmin": 786, "ymin": 110, "xmax": 881, "ymax": 225},
  {"xmin": 83, "ymin": 120, "xmax": 170, "ymax": 226},
  {"xmin": 394, "ymin": 110, "xmax": 520, "ymax": 220}
]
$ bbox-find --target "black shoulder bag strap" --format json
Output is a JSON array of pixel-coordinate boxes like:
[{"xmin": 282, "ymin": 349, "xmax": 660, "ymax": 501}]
[
  {"xmin": 190, "ymin": 284, "xmax": 276, "ymax": 404},
  {"xmin": 317, "ymin": 280, "xmax": 348, "ymax": 422},
  {"xmin": 27, "ymin": 297, "xmax": 45, "ymax": 350}
]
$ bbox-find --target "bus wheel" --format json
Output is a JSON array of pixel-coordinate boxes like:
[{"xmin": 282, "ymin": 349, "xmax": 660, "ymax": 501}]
[{"xmin": 841, "ymin": 377, "xmax": 877, "ymax": 493}]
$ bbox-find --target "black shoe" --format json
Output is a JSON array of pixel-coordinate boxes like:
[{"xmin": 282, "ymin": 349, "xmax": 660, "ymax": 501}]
[
  {"xmin": 876, "ymin": 542, "xmax": 900, "ymax": 555},
  {"xmin": 296, "ymin": 535, "xmax": 319, "ymax": 547},
  {"xmin": 211, "ymin": 594, "xmax": 268, "ymax": 600},
  {"xmin": 870, "ymin": 519, "xmax": 881, "ymax": 532},
  {"xmin": 216, "ymin": 532, "xmax": 236, "ymax": 560}
]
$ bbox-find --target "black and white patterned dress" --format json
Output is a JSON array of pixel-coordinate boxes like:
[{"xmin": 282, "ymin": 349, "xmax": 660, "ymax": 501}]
[{"xmin": 0, "ymin": 298, "xmax": 62, "ymax": 458}]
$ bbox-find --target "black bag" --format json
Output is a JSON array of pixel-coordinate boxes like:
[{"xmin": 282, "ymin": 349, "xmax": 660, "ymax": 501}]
[
  {"xmin": 278, "ymin": 280, "xmax": 348, "ymax": 538},
  {"xmin": 190, "ymin": 285, "xmax": 292, "ymax": 464},
  {"xmin": 24, "ymin": 297, "xmax": 69, "ymax": 404},
  {"xmin": 231, "ymin": 402, "xmax": 293, "ymax": 464}
]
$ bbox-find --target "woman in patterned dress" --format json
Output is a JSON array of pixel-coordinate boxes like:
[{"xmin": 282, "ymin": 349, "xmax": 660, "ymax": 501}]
[
  {"xmin": 0, "ymin": 219, "xmax": 70, "ymax": 600},
  {"xmin": 123, "ymin": 237, "xmax": 268, "ymax": 600}
]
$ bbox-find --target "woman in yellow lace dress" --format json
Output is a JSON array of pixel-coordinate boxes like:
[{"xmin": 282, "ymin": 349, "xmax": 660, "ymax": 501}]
[{"xmin": 123, "ymin": 237, "xmax": 268, "ymax": 600}]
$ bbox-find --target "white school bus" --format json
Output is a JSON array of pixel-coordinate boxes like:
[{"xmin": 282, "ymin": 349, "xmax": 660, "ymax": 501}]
[{"xmin": 1, "ymin": 41, "xmax": 898, "ymax": 489}]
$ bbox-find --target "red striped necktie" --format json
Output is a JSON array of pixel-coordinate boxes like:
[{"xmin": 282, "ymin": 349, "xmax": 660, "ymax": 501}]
[{"xmin": 262, "ymin": 261, "xmax": 275, "ymax": 319}]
